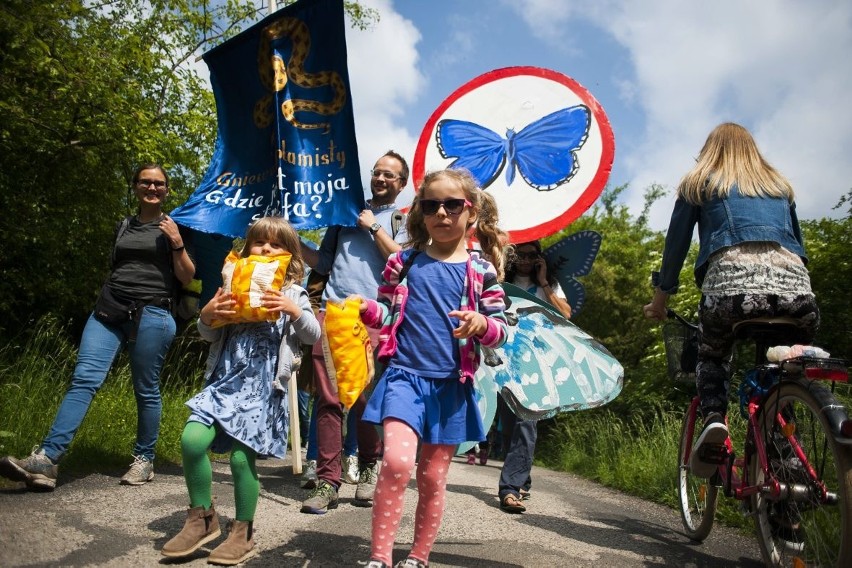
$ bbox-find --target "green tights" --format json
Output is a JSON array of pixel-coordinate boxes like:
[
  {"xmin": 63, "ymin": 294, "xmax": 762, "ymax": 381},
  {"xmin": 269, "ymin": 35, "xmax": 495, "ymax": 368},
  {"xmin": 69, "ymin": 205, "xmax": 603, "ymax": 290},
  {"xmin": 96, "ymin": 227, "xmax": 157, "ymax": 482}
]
[{"xmin": 180, "ymin": 421, "xmax": 259, "ymax": 521}]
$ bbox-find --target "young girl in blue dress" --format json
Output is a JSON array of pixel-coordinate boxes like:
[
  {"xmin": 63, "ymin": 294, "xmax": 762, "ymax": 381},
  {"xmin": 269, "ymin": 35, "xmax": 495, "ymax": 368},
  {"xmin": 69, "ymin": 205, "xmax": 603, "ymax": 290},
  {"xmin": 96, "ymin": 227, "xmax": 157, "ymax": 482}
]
[
  {"xmin": 161, "ymin": 217, "xmax": 320, "ymax": 565},
  {"xmin": 359, "ymin": 168, "xmax": 508, "ymax": 568}
]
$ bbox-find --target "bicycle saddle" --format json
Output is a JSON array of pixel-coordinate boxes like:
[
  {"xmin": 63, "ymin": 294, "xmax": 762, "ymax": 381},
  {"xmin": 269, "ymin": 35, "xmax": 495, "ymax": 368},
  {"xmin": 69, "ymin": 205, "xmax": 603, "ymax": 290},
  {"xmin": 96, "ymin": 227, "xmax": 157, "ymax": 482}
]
[{"xmin": 732, "ymin": 317, "xmax": 802, "ymax": 343}]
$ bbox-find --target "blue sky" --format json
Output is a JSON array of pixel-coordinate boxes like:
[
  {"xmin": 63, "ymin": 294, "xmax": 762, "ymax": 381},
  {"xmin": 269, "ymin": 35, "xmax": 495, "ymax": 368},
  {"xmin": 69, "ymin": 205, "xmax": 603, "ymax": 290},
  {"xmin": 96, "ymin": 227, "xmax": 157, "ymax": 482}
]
[{"xmin": 338, "ymin": 0, "xmax": 852, "ymax": 231}]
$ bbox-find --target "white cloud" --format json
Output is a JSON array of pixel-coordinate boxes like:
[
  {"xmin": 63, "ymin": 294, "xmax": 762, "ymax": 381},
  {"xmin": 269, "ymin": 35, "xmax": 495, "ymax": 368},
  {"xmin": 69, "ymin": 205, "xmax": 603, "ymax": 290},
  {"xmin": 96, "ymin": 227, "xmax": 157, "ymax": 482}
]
[
  {"xmin": 345, "ymin": 0, "xmax": 423, "ymax": 204},
  {"xmin": 506, "ymin": 0, "xmax": 852, "ymax": 229}
]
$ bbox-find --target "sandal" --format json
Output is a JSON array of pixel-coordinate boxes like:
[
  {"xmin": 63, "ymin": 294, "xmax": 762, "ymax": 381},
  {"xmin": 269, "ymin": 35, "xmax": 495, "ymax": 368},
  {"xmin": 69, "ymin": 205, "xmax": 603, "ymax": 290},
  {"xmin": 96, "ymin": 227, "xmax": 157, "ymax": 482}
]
[{"xmin": 500, "ymin": 493, "xmax": 526, "ymax": 513}]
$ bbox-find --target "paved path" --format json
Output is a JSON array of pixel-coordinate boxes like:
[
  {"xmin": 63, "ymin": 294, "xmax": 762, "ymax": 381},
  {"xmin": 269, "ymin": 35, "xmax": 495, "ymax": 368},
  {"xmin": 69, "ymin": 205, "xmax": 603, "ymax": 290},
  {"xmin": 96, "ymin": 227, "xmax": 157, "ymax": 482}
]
[{"xmin": 0, "ymin": 454, "xmax": 763, "ymax": 567}]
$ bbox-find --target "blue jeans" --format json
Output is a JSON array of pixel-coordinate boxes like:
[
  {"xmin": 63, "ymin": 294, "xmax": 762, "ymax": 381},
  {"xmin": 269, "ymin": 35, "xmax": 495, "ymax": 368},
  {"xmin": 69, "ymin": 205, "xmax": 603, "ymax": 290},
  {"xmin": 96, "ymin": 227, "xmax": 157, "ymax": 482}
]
[
  {"xmin": 498, "ymin": 407, "xmax": 537, "ymax": 500},
  {"xmin": 297, "ymin": 389, "xmax": 311, "ymax": 447},
  {"xmin": 306, "ymin": 397, "xmax": 319, "ymax": 460},
  {"xmin": 41, "ymin": 305, "xmax": 176, "ymax": 462},
  {"xmin": 343, "ymin": 407, "xmax": 358, "ymax": 457}
]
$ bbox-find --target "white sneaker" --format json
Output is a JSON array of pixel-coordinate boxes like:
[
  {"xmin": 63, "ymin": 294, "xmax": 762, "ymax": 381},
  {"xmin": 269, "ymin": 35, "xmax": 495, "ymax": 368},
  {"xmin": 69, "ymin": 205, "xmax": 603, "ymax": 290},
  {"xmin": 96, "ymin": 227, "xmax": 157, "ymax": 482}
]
[
  {"xmin": 300, "ymin": 459, "xmax": 318, "ymax": 489},
  {"xmin": 689, "ymin": 415, "xmax": 729, "ymax": 478},
  {"xmin": 342, "ymin": 454, "xmax": 359, "ymax": 485}
]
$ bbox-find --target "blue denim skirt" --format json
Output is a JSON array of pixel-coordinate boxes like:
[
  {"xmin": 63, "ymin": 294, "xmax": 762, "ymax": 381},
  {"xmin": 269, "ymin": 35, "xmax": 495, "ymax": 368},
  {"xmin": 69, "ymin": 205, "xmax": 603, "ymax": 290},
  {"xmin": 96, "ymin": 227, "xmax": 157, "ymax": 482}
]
[{"xmin": 363, "ymin": 366, "xmax": 486, "ymax": 445}]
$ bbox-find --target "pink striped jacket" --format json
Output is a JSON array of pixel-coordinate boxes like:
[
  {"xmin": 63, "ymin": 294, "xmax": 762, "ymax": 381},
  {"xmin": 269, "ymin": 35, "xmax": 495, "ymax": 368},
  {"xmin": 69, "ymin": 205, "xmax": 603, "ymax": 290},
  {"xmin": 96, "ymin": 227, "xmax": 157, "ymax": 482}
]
[{"xmin": 361, "ymin": 249, "xmax": 507, "ymax": 383}]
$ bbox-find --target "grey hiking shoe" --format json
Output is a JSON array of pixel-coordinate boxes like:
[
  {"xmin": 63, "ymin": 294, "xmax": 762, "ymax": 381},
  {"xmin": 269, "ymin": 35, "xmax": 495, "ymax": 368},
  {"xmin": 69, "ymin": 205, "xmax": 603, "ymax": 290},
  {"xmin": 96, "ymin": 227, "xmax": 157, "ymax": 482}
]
[
  {"xmin": 300, "ymin": 481, "xmax": 338, "ymax": 514},
  {"xmin": 120, "ymin": 455, "xmax": 154, "ymax": 485},
  {"xmin": 342, "ymin": 454, "xmax": 359, "ymax": 485},
  {"xmin": 0, "ymin": 447, "xmax": 58, "ymax": 491},
  {"xmin": 353, "ymin": 461, "xmax": 378, "ymax": 507},
  {"xmin": 300, "ymin": 459, "xmax": 318, "ymax": 489}
]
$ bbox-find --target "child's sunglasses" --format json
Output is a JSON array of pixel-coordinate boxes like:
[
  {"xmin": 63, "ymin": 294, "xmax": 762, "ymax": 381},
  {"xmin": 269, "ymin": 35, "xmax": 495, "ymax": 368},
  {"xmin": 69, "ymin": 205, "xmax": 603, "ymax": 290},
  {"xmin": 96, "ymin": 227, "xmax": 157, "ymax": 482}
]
[{"xmin": 420, "ymin": 198, "xmax": 471, "ymax": 216}]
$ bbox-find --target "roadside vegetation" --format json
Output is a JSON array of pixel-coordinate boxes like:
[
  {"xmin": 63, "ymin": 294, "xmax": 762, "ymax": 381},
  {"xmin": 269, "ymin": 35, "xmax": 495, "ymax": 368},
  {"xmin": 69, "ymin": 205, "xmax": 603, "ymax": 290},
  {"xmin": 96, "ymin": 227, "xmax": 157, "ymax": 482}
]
[
  {"xmin": 2, "ymin": 189, "xmax": 848, "ymax": 534},
  {"xmin": 1, "ymin": 0, "xmax": 849, "ymax": 534}
]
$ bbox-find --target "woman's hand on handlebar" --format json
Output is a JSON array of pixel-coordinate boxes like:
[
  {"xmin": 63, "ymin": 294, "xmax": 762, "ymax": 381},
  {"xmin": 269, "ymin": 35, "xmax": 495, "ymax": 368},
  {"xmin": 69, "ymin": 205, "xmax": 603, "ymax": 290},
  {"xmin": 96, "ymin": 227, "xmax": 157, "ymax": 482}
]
[{"xmin": 643, "ymin": 288, "xmax": 669, "ymax": 321}]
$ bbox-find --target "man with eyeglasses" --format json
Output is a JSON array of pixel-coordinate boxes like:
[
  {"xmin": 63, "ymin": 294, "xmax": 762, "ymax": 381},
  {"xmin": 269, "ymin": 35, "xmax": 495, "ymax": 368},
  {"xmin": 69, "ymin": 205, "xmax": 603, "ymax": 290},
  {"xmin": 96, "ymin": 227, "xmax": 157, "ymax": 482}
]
[{"xmin": 298, "ymin": 150, "xmax": 410, "ymax": 514}]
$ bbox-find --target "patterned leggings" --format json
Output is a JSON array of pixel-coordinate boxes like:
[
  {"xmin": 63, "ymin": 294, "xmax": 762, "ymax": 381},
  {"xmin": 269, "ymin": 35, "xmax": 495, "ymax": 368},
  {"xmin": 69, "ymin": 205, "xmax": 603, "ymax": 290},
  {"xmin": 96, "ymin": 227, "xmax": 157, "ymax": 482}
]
[
  {"xmin": 370, "ymin": 419, "xmax": 455, "ymax": 566},
  {"xmin": 697, "ymin": 293, "xmax": 819, "ymax": 418}
]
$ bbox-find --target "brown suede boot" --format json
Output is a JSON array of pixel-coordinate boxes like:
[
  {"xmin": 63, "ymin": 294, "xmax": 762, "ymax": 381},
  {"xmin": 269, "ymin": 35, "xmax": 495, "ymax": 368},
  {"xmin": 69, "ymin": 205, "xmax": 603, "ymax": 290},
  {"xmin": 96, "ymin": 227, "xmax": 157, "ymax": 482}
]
[
  {"xmin": 161, "ymin": 505, "xmax": 221, "ymax": 558},
  {"xmin": 207, "ymin": 520, "xmax": 257, "ymax": 565}
]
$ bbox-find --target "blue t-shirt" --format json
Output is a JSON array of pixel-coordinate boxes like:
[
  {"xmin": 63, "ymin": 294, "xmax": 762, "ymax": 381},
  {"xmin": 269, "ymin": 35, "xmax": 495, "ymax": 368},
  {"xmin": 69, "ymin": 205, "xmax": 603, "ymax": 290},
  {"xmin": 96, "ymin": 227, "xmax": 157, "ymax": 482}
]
[{"xmin": 390, "ymin": 253, "xmax": 466, "ymax": 378}]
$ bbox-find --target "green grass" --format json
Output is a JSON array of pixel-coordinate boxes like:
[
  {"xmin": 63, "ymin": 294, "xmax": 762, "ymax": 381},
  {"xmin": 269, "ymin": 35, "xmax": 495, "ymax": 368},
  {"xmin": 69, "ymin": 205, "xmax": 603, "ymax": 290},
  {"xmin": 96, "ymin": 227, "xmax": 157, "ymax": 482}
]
[
  {"xmin": 0, "ymin": 316, "xmax": 200, "ymax": 476},
  {"xmin": 535, "ymin": 406, "xmax": 751, "ymax": 531}
]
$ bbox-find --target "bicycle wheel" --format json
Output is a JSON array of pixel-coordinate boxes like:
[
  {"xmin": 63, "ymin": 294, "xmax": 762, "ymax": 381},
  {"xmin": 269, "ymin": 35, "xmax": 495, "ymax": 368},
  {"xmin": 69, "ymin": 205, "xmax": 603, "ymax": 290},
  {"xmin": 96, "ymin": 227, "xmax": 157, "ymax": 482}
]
[
  {"xmin": 678, "ymin": 403, "xmax": 719, "ymax": 540},
  {"xmin": 751, "ymin": 378, "xmax": 852, "ymax": 567}
]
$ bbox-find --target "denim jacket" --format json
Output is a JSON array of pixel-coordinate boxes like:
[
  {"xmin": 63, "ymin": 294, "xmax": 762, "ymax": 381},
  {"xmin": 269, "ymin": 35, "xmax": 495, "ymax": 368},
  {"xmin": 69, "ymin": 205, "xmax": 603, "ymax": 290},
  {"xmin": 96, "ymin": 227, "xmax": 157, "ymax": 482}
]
[{"xmin": 653, "ymin": 185, "xmax": 807, "ymax": 293}]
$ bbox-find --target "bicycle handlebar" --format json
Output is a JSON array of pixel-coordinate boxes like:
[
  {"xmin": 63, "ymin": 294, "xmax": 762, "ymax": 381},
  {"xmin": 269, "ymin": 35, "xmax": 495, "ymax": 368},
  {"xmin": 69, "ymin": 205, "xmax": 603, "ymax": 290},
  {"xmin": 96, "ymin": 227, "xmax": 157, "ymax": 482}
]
[{"xmin": 666, "ymin": 308, "xmax": 699, "ymax": 330}]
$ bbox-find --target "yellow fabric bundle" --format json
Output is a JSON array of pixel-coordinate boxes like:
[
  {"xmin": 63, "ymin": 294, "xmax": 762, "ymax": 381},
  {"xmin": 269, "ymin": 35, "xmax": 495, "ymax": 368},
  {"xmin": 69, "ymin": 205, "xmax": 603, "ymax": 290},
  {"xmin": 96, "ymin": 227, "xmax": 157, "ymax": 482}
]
[
  {"xmin": 211, "ymin": 251, "xmax": 292, "ymax": 328},
  {"xmin": 322, "ymin": 298, "xmax": 374, "ymax": 409}
]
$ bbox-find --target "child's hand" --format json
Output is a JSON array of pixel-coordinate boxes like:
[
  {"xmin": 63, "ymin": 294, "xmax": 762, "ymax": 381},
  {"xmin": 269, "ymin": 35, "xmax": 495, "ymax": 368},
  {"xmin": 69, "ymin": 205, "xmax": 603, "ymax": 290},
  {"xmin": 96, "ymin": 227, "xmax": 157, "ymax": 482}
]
[
  {"xmin": 262, "ymin": 289, "xmax": 301, "ymax": 319},
  {"xmin": 347, "ymin": 294, "xmax": 367, "ymax": 313},
  {"xmin": 200, "ymin": 287, "xmax": 236, "ymax": 325},
  {"xmin": 449, "ymin": 310, "xmax": 487, "ymax": 339}
]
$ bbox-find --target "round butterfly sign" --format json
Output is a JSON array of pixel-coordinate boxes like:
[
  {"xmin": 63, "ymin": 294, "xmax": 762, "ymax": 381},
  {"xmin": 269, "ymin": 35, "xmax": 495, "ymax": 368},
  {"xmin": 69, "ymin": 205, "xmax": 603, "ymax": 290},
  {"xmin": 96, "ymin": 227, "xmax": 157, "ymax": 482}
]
[{"xmin": 413, "ymin": 67, "xmax": 615, "ymax": 242}]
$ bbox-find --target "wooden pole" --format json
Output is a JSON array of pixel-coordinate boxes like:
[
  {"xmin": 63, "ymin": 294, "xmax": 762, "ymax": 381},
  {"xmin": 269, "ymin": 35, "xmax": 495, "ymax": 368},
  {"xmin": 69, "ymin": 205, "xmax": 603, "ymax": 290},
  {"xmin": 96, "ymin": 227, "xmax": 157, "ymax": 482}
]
[
  {"xmin": 266, "ymin": 0, "xmax": 300, "ymax": 474},
  {"xmin": 288, "ymin": 372, "xmax": 303, "ymax": 474}
]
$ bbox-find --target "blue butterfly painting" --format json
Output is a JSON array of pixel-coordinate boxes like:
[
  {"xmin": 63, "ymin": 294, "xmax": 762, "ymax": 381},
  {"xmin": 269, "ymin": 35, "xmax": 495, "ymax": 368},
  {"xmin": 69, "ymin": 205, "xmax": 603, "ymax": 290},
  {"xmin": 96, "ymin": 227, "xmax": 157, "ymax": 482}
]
[
  {"xmin": 542, "ymin": 230, "xmax": 602, "ymax": 316},
  {"xmin": 436, "ymin": 105, "xmax": 591, "ymax": 191}
]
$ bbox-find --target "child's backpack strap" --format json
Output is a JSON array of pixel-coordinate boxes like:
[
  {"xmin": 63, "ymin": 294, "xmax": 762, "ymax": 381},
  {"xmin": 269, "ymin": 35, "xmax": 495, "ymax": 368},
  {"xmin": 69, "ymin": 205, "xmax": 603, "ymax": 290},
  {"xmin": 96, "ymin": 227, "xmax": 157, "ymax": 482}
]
[{"xmin": 398, "ymin": 249, "xmax": 421, "ymax": 282}]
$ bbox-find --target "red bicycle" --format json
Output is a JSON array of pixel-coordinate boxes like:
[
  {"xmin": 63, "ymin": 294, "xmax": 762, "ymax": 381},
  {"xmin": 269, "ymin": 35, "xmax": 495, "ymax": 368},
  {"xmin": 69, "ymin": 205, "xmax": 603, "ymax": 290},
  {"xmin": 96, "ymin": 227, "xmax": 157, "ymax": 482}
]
[{"xmin": 665, "ymin": 310, "xmax": 852, "ymax": 566}]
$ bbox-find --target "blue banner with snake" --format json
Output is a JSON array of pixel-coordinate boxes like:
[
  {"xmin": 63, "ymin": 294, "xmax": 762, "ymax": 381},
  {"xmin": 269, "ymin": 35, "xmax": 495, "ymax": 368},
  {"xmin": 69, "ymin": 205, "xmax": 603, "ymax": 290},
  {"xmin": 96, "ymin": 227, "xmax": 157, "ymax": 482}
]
[{"xmin": 171, "ymin": 0, "xmax": 364, "ymax": 239}]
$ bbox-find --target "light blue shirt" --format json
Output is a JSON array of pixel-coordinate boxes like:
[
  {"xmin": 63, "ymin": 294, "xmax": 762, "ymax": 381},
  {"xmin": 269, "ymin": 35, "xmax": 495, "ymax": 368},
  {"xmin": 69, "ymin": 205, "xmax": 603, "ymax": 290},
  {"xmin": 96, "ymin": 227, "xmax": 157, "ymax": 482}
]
[{"xmin": 315, "ymin": 206, "xmax": 408, "ymax": 305}]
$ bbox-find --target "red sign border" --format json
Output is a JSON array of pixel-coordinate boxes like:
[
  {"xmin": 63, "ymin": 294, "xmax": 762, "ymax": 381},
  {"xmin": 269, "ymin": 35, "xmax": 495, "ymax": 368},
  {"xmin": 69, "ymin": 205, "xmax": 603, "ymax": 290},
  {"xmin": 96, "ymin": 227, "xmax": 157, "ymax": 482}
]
[{"xmin": 412, "ymin": 66, "xmax": 615, "ymax": 243}]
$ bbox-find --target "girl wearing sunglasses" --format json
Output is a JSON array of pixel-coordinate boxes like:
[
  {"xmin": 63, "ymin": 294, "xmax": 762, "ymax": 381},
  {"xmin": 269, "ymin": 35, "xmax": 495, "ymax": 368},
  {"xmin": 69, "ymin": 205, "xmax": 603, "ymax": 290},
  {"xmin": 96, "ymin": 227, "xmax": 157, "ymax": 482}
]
[{"xmin": 357, "ymin": 168, "xmax": 508, "ymax": 568}]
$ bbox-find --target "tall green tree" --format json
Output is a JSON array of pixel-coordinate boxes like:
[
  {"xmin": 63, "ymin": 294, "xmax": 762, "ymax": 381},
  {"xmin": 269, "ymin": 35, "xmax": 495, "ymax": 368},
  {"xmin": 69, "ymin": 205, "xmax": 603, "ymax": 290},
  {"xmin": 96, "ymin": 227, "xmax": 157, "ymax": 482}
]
[
  {"xmin": 801, "ymin": 213, "xmax": 851, "ymax": 360},
  {"xmin": 0, "ymin": 0, "xmax": 376, "ymax": 337}
]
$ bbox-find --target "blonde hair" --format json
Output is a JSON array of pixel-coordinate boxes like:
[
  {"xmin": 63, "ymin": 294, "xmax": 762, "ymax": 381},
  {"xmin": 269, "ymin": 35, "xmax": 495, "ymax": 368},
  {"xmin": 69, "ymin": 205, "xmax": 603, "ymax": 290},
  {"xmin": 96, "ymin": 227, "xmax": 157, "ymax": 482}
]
[
  {"xmin": 240, "ymin": 216, "xmax": 305, "ymax": 287},
  {"xmin": 405, "ymin": 169, "xmax": 507, "ymax": 280},
  {"xmin": 677, "ymin": 122, "xmax": 794, "ymax": 205}
]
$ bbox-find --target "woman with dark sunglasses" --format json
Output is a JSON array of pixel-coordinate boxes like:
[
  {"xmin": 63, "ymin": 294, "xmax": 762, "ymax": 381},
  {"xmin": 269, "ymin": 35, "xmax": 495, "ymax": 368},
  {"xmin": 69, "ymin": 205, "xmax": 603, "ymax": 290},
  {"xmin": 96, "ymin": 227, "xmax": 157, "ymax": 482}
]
[{"xmin": 505, "ymin": 241, "xmax": 572, "ymax": 319}]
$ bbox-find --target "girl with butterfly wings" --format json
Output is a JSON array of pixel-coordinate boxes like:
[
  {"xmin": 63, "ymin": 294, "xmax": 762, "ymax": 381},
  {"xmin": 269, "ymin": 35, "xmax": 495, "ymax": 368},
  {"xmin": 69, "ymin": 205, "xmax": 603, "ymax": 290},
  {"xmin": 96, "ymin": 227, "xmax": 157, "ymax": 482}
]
[{"xmin": 356, "ymin": 169, "xmax": 509, "ymax": 568}]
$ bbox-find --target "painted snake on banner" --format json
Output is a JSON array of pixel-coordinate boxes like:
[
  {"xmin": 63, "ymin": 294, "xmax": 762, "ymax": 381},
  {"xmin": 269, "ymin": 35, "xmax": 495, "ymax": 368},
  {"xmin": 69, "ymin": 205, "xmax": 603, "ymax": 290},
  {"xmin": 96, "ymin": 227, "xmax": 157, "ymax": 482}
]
[{"xmin": 254, "ymin": 17, "xmax": 347, "ymax": 131}]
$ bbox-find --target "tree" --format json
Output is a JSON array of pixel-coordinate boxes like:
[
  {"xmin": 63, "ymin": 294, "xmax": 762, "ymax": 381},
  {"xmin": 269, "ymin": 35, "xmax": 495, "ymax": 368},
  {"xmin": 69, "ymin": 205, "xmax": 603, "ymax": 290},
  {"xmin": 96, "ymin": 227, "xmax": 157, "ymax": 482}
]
[
  {"xmin": 0, "ymin": 0, "xmax": 376, "ymax": 337},
  {"xmin": 801, "ymin": 214, "xmax": 851, "ymax": 360},
  {"xmin": 538, "ymin": 184, "xmax": 700, "ymax": 414}
]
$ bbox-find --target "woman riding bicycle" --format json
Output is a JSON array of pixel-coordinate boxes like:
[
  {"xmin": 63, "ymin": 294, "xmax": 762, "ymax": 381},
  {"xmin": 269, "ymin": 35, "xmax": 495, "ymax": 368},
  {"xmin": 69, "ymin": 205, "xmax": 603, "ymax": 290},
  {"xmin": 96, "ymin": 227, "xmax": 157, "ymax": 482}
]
[{"xmin": 643, "ymin": 122, "xmax": 820, "ymax": 478}]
